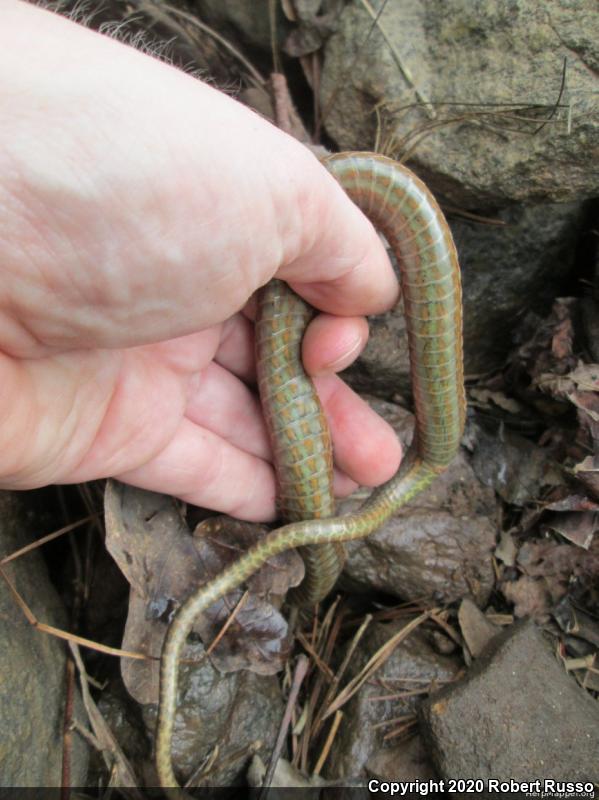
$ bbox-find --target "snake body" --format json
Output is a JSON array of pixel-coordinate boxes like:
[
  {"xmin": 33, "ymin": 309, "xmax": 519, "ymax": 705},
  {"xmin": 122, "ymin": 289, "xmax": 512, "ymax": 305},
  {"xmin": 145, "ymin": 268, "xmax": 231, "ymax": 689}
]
[
  {"xmin": 156, "ymin": 152, "xmax": 465, "ymax": 788},
  {"xmin": 255, "ymin": 278, "xmax": 345, "ymax": 605}
]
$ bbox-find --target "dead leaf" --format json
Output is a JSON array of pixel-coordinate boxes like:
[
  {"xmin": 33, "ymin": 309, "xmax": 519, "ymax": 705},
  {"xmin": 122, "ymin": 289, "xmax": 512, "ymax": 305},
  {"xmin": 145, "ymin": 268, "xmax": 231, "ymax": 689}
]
[
  {"xmin": 470, "ymin": 426, "xmax": 562, "ymax": 506},
  {"xmin": 553, "ymin": 597, "xmax": 599, "ymax": 648},
  {"xmin": 457, "ymin": 598, "xmax": 501, "ymax": 658},
  {"xmin": 469, "ymin": 387, "xmax": 522, "ymax": 415},
  {"xmin": 517, "ymin": 537, "xmax": 599, "ymax": 603},
  {"xmin": 283, "ymin": 0, "xmax": 342, "ymax": 56},
  {"xmin": 544, "ymin": 511, "xmax": 597, "ymax": 549},
  {"xmin": 573, "ymin": 456, "xmax": 599, "ymax": 501},
  {"xmin": 515, "ymin": 300, "xmax": 578, "ymax": 391},
  {"xmin": 247, "ymin": 755, "xmax": 326, "ymax": 788},
  {"xmin": 104, "ymin": 482, "xmax": 304, "ymax": 693},
  {"xmin": 544, "ymin": 493, "xmax": 599, "ymax": 512},
  {"xmin": 501, "ymin": 576, "xmax": 552, "ymax": 621},
  {"xmin": 495, "ymin": 530, "xmax": 517, "ymax": 567},
  {"xmin": 568, "ymin": 390, "xmax": 599, "ymax": 423},
  {"xmin": 567, "ymin": 363, "xmax": 599, "ymax": 390}
]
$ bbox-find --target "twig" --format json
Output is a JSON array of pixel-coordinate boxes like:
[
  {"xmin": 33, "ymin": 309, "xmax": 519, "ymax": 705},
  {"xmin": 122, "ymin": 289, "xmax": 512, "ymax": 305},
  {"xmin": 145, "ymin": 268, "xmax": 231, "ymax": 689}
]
[
  {"xmin": 382, "ymin": 717, "xmax": 417, "ymax": 741},
  {"xmin": 312, "ymin": 612, "xmax": 372, "ymax": 738},
  {"xmin": 206, "ymin": 589, "xmax": 249, "ymax": 655},
  {"xmin": 321, "ymin": 611, "xmax": 432, "ymax": 721},
  {"xmin": 60, "ymin": 655, "xmax": 76, "ymax": 797},
  {"xmin": 0, "ymin": 515, "xmax": 96, "ymax": 565},
  {"xmin": 134, "ymin": 0, "xmax": 266, "ymax": 88},
  {"xmin": 260, "ymin": 655, "xmax": 310, "ymax": 797},
  {"xmin": 268, "ymin": 0, "xmax": 280, "ymax": 75},
  {"xmin": 357, "ymin": 0, "xmax": 435, "ymax": 118},
  {"xmin": 313, "ymin": 710, "xmax": 343, "ymax": 776},
  {"xmin": 69, "ymin": 642, "xmax": 143, "ymax": 796},
  {"xmin": 296, "ymin": 630, "xmax": 335, "ymax": 680},
  {"xmin": 371, "ymin": 713, "xmax": 414, "ymax": 730},
  {"xmin": 0, "ymin": 562, "xmax": 156, "ymax": 661}
]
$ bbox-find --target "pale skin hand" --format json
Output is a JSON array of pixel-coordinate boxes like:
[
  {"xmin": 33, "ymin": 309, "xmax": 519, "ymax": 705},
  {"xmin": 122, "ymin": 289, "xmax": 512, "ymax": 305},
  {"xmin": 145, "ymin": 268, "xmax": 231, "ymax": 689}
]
[{"xmin": 0, "ymin": 1, "xmax": 402, "ymax": 521}]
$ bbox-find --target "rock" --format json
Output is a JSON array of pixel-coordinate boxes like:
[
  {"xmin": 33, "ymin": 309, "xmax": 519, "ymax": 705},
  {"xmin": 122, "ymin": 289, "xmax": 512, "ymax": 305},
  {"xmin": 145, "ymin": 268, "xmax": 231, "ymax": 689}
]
[
  {"xmin": 457, "ymin": 203, "xmax": 583, "ymax": 373},
  {"xmin": 194, "ymin": 0, "xmax": 291, "ymax": 53},
  {"xmin": 420, "ymin": 619, "xmax": 599, "ymax": 781},
  {"xmin": 339, "ymin": 400, "xmax": 497, "ymax": 606},
  {"xmin": 367, "ymin": 735, "xmax": 438, "ymax": 784},
  {"xmin": 143, "ymin": 636, "xmax": 284, "ymax": 787},
  {"xmin": 346, "ymin": 202, "xmax": 583, "ymax": 392},
  {"xmin": 0, "ymin": 491, "xmax": 88, "ymax": 786},
  {"xmin": 320, "ymin": 1, "xmax": 599, "ymax": 205},
  {"xmin": 327, "ymin": 623, "xmax": 460, "ymax": 780},
  {"xmin": 581, "ymin": 225, "xmax": 599, "ymax": 362}
]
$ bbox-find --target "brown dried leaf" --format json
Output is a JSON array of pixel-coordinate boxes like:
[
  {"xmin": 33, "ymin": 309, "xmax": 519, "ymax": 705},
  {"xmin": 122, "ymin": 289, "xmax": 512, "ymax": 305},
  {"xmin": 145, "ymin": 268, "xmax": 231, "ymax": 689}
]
[
  {"xmin": 570, "ymin": 390, "xmax": 599, "ymax": 455},
  {"xmin": 501, "ymin": 576, "xmax": 552, "ymax": 621},
  {"xmin": 120, "ymin": 586, "xmax": 165, "ymax": 705},
  {"xmin": 104, "ymin": 482, "xmax": 304, "ymax": 687},
  {"xmin": 544, "ymin": 511, "xmax": 597, "ymax": 550},
  {"xmin": 495, "ymin": 530, "xmax": 518, "ymax": 566},
  {"xmin": 573, "ymin": 455, "xmax": 599, "ymax": 501},
  {"xmin": 189, "ymin": 517, "xmax": 303, "ymax": 673},
  {"xmin": 567, "ymin": 363, "xmax": 599, "ymax": 392},
  {"xmin": 517, "ymin": 537, "xmax": 599, "ymax": 599},
  {"xmin": 553, "ymin": 597, "xmax": 599, "ymax": 649},
  {"xmin": 283, "ymin": 0, "xmax": 342, "ymax": 56},
  {"xmin": 517, "ymin": 299, "xmax": 578, "ymax": 384},
  {"xmin": 544, "ymin": 492, "xmax": 599, "ymax": 512},
  {"xmin": 568, "ymin": 390, "xmax": 599, "ymax": 423},
  {"xmin": 457, "ymin": 598, "xmax": 501, "ymax": 657},
  {"xmin": 470, "ymin": 426, "xmax": 562, "ymax": 506},
  {"xmin": 469, "ymin": 387, "xmax": 522, "ymax": 414}
]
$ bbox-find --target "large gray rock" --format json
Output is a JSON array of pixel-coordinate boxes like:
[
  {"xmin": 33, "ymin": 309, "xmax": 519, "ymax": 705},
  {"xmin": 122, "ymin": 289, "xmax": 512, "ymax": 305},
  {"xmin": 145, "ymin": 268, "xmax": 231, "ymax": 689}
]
[
  {"xmin": 0, "ymin": 491, "xmax": 88, "ymax": 787},
  {"xmin": 420, "ymin": 619, "xmax": 599, "ymax": 782},
  {"xmin": 339, "ymin": 400, "xmax": 497, "ymax": 606},
  {"xmin": 320, "ymin": 1, "xmax": 599, "ymax": 205}
]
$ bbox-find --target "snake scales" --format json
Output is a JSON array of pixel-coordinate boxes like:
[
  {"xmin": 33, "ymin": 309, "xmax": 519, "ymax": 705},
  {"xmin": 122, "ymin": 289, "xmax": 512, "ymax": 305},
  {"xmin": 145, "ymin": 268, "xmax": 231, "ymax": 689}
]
[{"xmin": 155, "ymin": 152, "xmax": 465, "ymax": 789}]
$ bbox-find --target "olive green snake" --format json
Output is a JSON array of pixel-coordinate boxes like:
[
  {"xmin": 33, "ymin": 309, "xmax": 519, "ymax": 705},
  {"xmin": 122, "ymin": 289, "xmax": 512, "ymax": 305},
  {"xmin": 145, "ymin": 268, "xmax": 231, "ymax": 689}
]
[{"xmin": 155, "ymin": 152, "xmax": 465, "ymax": 789}]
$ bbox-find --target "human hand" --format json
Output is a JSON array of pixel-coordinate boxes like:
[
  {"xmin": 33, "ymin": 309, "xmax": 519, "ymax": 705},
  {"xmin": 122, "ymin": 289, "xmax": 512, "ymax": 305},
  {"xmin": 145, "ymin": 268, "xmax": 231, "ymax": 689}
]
[{"xmin": 0, "ymin": 1, "xmax": 402, "ymax": 521}]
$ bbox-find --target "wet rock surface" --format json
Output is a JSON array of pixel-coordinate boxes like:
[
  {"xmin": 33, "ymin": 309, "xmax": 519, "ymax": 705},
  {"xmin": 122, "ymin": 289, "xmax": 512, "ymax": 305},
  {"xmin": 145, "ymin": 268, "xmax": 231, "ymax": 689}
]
[
  {"xmin": 420, "ymin": 619, "xmax": 599, "ymax": 782},
  {"xmin": 339, "ymin": 400, "xmax": 498, "ymax": 606},
  {"xmin": 0, "ymin": 491, "xmax": 88, "ymax": 786},
  {"xmin": 143, "ymin": 637, "xmax": 284, "ymax": 787},
  {"xmin": 327, "ymin": 622, "xmax": 460, "ymax": 781}
]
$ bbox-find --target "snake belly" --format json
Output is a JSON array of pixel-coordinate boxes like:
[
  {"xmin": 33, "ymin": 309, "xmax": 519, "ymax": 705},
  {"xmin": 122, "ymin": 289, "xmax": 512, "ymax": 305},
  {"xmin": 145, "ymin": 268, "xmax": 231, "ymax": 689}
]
[{"xmin": 156, "ymin": 152, "xmax": 465, "ymax": 789}]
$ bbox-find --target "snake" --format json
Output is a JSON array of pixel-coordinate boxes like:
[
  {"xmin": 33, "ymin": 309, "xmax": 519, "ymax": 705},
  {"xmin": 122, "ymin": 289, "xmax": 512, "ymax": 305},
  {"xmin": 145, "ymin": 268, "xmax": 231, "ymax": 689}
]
[{"xmin": 155, "ymin": 151, "xmax": 465, "ymax": 789}]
